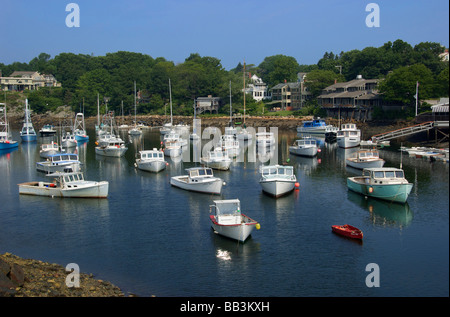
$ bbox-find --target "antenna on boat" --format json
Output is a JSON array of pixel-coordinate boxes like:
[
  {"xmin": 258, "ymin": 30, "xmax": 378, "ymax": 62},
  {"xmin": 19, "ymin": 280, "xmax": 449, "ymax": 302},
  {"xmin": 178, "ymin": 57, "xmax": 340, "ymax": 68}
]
[{"xmin": 400, "ymin": 142, "xmax": 403, "ymax": 169}]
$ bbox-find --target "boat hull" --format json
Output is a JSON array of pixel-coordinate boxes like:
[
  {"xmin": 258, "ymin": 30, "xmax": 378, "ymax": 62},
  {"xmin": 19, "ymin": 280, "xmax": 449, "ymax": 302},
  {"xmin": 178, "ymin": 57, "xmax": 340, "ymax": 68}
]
[
  {"xmin": 331, "ymin": 225, "xmax": 363, "ymax": 240},
  {"xmin": 18, "ymin": 181, "xmax": 109, "ymax": 198},
  {"xmin": 20, "ymin": 134, "xmax": 37, "ymax": 142},
  {"xmin": 346, "ymin": 158, "xmax": 385, "ymax": 170},
  {"xmin": 289, "ymin": 146, "xmax": 318, "ymax": 157},
  {"xmin": 95, "ymin": 146, "xmax": 127, "ymax": 157},
  {"xmin": 337, "ymin": 136, "xmax": 360, "ymax": 149},
  {"xmin": 136, "ymin": 160, "xmax": 166, "ymax": 173},
  {"xmin": 164, "ymin": 147, "xmax": 182, "ymax": 157},
  {"xmin": 347, "ymin": 177, "xmax": 413, "ymax": 203},
  {"xmin": 0, "ymin": 141, "xmax": 19, "ymax": 150},
  {"xmin": 260, "ymin": 179, "xmax": 295, "ymax": 198},
  {"xmin": 170, "ymin": 176, "xmax": 223, "ymax": 194},
  {"xmin": 200, "ymin": 158, "xmax": 231, "ymax": 171},
  {"xmin": 210, "ymin": 215, "xmax": 257, "ymax": 242}
]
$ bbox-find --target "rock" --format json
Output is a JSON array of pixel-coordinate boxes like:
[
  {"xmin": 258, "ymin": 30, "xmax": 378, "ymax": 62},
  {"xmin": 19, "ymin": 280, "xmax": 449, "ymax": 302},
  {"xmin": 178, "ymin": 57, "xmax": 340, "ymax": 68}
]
[{"xmin": 10, "ymin": 263, "xmax": 25, "ymax": 286}]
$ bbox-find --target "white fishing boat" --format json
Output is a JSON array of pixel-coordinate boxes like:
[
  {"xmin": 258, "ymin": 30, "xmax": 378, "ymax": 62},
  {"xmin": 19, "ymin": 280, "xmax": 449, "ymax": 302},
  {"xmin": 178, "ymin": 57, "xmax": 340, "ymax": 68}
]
[
  {"xmin": 336, "ymin": 123, "xmax": 360, "ymax": 148},
  {"xmin": 61, "ymin": 132, "xmax": 78, "ymax": 148},
  {"xmin": 347, "ymin": 167, "xmax": 413, "ymax": 203},
  {"xmin": 18, "ymin": 171, "xmax": 108, "ymax": 198},
  {"xmin": 289, "ymin": 137, "xmax": 318, "ymax": 157},
  {"xmin": 224, "ymin": 126, "xmax": 237, "ymax": 138},
  {"xmin": 73, "ymin": 113, "xmax": 89, "ymax": 141},
  {"xmin": 170, "ymin": 167, "xmax": 225, "ymax": 195},
  {"xmin": 346, "ymin": 149, "xmax": 385, "ymax": 169},
  {"xmin": 39, "ymin": 124, "xmax": 57, "ymax": 136},
  {"xmin": 135, "ymin": 148, "xmax": 167, "ymax": 173},
  {"xmin": 39, "ymin": 142, "xmax": 62, "ymax": 158},
  {"xmin": 218, "ymin": 135, "xmax": 239, "ymax": 158},
  {"xmin": 163, "ymin": 140, "xmax": 182, "ymax": 158},
  {"xmin": 95, "ymin": 138, "xmax": 127, "ymax": 157},
  {"xmin": 209, "ymin": 199, "xmax": 260, "ymax": 242},
  {"xmin": 236, "ymin": 127, "xmax": 252, "ymax": 141},
  {"xmin": 0, "ymin": 104, "xmax": 19, "ymax": 150},
  {"xmin": 256, "ymin": 132, "xmax": 275, "ymax": 148},
  {"xmin": 20, "ymin": 99, "xmax": 37, "ymax": 142},
  {"xmin": 163, "ymin": 130, "xmax": 188, "ymax": 146},
  {"xmin": 259, "ymin": 165, "xmax": 297, "ymax": 197},
  {"xmin": 201, "ymin": 148, "xmax": 232, "ymax": 170},
  {"xmin": 36, "ymin": 153, "xmax": 81, "ymax": 174}
]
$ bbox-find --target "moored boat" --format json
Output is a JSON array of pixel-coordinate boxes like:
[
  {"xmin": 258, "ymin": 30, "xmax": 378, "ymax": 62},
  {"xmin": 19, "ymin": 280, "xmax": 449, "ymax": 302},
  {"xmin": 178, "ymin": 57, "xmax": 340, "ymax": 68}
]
[
  {"xmin": 289, "ymin": 137, "xmax": 319, "ymax": 157},
  {"xmin": 73, "ymin": 113, "xmax": 89, "ymax": 141},
  {"xmin": 135, "ymin": 148, "xmax": 167, "ymax": 173},
  {"xmin": 297, "ymin": 118, "xmax": 338, "ymax": 134},
  {"xmin": 0, "ymin": 103, "xmax": 19, "ymax": 150},
  {"xmin": 170, "ymin": 167, "xmax": 225, "ymax": 195},
  {"xmin": 39, "ymin": 142, "xmax": 62, "ymax": 158},
  {"xmin": 95, "ymin": 138, "xmax": 127, "ymax": 157},
  {"xmin": 201, "ymin": 148, "xmax": 232, "ymax": 171},
  {"xmin": 18, "ymin": 171, "xmax": 108, "ymax": 198},
  {"xmin": 346, "ymin": 149, "xmax": 385, "ymax": 169},
  {"xmin": 337, "ymin": 123, "xmax": 360, "ymax": 148},
  {"xmin": 20, "ymin": 99, "xmax": 37, "ymax": 142},
  {"xmin": 259, "ymin": 165, "xmax": 297, "ymax": 197},
  {"xmin": 331, "ymin": 224, "xmax": 363, "ymax": 240},
  {"xmin": 61, "ymin": 132, "xmax": 78, "ymax": 148},
  {"xmin": 209, "ymin": 199, "xmax": 260, "ymax": 242},
  {"xmin": 36, "ymin": 153, "xmax": 81, "ymax": 174},
  {"xmin": 347, "ymin": 167, "xmax": 413, "ymax": 203},
  {"xmin": 39, "ymin": 124, "xmax": 57, "ymax": 136}
]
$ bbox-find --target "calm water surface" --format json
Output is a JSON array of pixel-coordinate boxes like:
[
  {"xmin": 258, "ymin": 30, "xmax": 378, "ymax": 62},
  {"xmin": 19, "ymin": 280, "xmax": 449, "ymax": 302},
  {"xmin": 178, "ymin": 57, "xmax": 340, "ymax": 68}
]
[{"xmin": 0, "ymin": 127, "xmax": 448, "ymax": 297}]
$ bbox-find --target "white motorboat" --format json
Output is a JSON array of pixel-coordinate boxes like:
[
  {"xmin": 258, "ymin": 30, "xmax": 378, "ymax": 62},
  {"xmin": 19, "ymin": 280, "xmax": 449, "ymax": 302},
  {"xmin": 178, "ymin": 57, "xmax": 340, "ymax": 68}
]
[
  {"xmin": 61, "ymin": 132, "xmax": 78, "ymax": 148},
  {"xmin": 218, "ymin": 135, "xmax": 239, "ymax": 158},
  {"xmin": 289, "ymin": 137, "xmax": 318, "ymax": 157},
  {"xmin": 209, "ymin": 199, "xmax": 260, "ymax": 242},
  {"xmin": 39, "ymin": 142, "xmax": 62, "ymax": 158},
  {"xmin": 337, "ymin": 123, "xmax": 360, "ymax": 148},
  {"xmin": 201, "ymin": 148, "xmax": 232, "ymax": 170},
  {"xmin": 259, "ymin": 165, "xmax": 297, "ymax": 197},
  {"xmin": 163, "ymin": 140, "xmax": 182, "ymax": 158},
  {"xmin": 95, "ymin": 138, "xmax": 127, "ymax": 157},
  {"xmin": 170, "ymin": 167, "xmax": 225, "ymax": 195},
  {"xmin": 20, "ymin": 99, "xmax": 37, "ymax": 142},
  {"xmin": 256, "ymin": 132, "xmax": 275, "ymax": 148},
  {"xmin": 346, "ymin": 149, "xmax": 385, "ymax": 169},
  {"xmin": 36, "ymin": 153, "xmax": 81, "ymax": 174},
  {"xmin": 18, "ymin": 171, "xmax": 108, "ymax": 198},
  {"xmin": 39, "ymin": 124, "xmax": 57, "ymax": 136},
  {"xmin": 163, "ymin": 130, "xmax": 187, "ymax": 146},
  {"xmin": 135, "ymin": 148, "xmax": 167, "ymax": 173}
]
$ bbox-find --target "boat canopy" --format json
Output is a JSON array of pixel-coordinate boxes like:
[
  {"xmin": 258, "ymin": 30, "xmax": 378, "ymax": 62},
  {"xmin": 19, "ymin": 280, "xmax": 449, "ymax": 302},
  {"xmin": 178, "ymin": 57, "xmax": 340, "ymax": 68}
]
[
  {"xmin": 48, "ymin": 153, "xmax": 79, "ymax": 162},
  {"xmin": 212, "ymin": 199, "xmax": 241, "ymax": 215},
  {"xmin": 362, "ymin": 168, "xmax": 405, "ymax": 179},
  {"xmin": 261, "ymin": 165, "xmax": 294, "ymax": 176},
  {"xmin": 187, "ymin": 167, "xmax": 214, "ymax": 178}
]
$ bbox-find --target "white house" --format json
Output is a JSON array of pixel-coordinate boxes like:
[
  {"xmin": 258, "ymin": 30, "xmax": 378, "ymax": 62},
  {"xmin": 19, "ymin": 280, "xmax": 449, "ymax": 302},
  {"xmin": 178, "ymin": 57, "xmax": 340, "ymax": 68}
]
[{"xmin": 244, "ymin": 75, "xmax": 271, "ymax": 101}]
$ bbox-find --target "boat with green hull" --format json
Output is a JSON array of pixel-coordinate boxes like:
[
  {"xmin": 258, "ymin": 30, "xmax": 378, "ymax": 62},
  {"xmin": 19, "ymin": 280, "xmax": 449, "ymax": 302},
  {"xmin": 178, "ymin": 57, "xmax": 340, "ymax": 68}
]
[{"xmin": 347, "ymin": 167, "xmax": 413, "ymax": 203}]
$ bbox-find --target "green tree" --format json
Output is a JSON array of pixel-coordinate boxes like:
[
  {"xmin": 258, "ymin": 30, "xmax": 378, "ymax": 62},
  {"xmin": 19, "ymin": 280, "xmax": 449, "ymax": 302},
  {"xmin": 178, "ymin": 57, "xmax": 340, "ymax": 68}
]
[
  {"xmin": 258, "ymin": 55, "xmax": 300, "ymax": 88},
  {"xmin": 304, "ymin": 69, "xmax": 345, "ymax": 97}
]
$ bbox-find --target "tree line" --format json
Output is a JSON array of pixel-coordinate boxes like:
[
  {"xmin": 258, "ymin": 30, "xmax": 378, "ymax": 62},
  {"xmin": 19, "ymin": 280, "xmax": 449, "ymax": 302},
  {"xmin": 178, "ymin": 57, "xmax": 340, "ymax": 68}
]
[{"xmin": 0, "ymin": 39, "xmax": 448, "ymax": 118}]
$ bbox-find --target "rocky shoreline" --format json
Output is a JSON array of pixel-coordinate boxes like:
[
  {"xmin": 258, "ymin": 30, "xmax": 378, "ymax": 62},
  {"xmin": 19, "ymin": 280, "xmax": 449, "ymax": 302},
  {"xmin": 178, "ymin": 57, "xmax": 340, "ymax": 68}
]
[{"xmin": 0, "ymin": 253, "xmax": 126, "ymax": 297}]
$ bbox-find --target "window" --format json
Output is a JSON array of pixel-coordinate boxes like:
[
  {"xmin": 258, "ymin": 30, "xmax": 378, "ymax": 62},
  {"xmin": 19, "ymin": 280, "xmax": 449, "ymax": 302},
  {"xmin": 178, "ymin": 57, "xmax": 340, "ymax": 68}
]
[
  {"xmin": 395, "ymin": 171, "xmax": 404, "ymax": 178},
  {"xmin": 374, "ymin": 171, "xmax": 384, "ymax": 178},
  {"xmin": 385, "ymin": 171, "xmax": 395, "ymax": 178}
]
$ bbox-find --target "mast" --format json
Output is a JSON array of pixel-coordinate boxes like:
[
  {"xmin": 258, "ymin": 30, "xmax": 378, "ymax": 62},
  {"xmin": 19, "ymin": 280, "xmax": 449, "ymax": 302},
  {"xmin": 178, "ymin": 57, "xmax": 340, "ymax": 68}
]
[
  {"xmin": 97, "ymin": 94, "xmax": 100, "ymax": 127},
  {"xmin": 229, "ymin": 81, "xmax": 232, "ymax": 124},
  {"xmin": 134, "ymin": 81, "xmax": 137, "ymax": 128},
  {"xmin": 243, "ymin": 60, "xmax": 246, "ymax": 126},
  {"xmin": 169, "ymin": 78, "xmax": 173, "ymax": 125}
]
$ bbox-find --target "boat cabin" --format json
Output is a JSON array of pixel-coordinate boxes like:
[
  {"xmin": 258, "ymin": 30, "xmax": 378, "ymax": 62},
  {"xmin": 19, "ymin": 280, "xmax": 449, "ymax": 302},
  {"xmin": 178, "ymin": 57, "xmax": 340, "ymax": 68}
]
[
  {"xmin": 260, "ymin": 165, "xmax": 295, "ymax": 179},
  {"xmin": 354, "ymin": 150, "xmax": 379, "ymax": 160},
  {"xmin": 210, "ymin": 199, "xmax": 242, "ymax": 225},
  {"xmin": 41, "ymin": 142, "xmax": 59, "ymax": 151},
  {"xmin": 47, "ymin": 153, "xmax": 79, "ymax": 164},
  {"xmin": 140, "ymin": 149, "xmax": 164, "ymax": 160},
  {"xmin": 188, "ymin": 167, "xmax": 214, "ymax": 179},
  {"xmin": 362, "ymin": 168, "xmax": 408, "ymax": 184},
  {"xmin": 301, "ymin": 119, "xmax": 326, "ymax": 128},
  {"xmin": 294, "ymin": 138, "xmax": 317, "ymax": 147}
]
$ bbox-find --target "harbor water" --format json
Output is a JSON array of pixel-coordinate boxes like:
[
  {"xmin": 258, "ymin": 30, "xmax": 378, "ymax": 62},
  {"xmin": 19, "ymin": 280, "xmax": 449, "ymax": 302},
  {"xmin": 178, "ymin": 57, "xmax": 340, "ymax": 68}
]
[{"xmin": 0, "ymin": 128, "xmax": 448, "ymax": 297}]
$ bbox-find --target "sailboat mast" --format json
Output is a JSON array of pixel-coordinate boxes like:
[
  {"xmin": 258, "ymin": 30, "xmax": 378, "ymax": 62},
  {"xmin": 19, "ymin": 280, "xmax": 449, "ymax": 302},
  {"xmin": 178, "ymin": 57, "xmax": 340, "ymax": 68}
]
[
  {"xmin": 243, "ymin": 60, "xmax": 246, "ymax": 125},
  {"xmin": 134, "ymin": 81, "xmax": 137, "ymax": 127},
  {"xmin": 97, "ymin": 94, "xmax": 100, "ymax": 127},
  {"xmin": 229, "ymin": 81, "xmax": 232, "ymax": 124},
  {"xmin": 169, "ymin": 78, "xmax": 173, "ymax": 125}
]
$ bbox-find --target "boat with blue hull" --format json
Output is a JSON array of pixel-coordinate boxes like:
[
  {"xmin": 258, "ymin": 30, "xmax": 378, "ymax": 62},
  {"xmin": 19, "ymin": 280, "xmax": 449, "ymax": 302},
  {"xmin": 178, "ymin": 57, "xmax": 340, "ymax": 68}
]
[
  {"xmin": 73, "ymin": 113, "xmax": 89, "ymax": 141},
  {"xmin": 297, "ymin": 118, "xmax": 338, "ymax": 134},
  {"xmin": 347, "ymin": 167, "xmax": 413, "ymax": 203},
  {"xmin": 0, "ymin": 103, "xmax": 19, "ymax": 150}
]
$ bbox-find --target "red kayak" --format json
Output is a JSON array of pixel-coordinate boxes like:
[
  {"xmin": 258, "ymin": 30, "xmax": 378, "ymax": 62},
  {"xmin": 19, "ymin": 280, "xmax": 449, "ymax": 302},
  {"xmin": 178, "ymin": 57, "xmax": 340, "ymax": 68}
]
[{"xmin": 331, "ymin": 224, "xmax": 363, "ymax": 240}]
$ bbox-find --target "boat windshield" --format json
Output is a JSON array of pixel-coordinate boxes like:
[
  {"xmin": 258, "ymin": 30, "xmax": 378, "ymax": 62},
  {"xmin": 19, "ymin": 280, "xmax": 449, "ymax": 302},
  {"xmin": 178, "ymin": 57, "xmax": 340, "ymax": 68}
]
[{"xmin": 372, "ymin": 170, "xmax": 405, "ymax": 179}]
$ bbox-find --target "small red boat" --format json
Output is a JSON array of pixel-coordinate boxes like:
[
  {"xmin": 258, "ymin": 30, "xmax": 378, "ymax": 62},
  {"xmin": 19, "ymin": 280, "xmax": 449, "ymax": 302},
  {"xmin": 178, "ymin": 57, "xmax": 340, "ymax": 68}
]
[{"xmin": 331, "ymin": 224, "xmax": 363, "ymax": 240}]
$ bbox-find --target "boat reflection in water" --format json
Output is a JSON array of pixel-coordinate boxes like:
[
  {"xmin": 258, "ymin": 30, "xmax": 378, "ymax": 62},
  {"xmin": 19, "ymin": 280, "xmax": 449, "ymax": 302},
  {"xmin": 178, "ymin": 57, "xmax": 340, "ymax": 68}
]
[{"xmin": 347, "ymin": 190, "xmax": 413, "ymax": 227}]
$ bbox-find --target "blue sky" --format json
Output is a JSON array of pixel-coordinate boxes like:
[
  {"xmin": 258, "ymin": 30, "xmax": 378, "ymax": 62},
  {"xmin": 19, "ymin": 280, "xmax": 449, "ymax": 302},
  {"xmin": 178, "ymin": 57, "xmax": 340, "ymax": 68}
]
[{"xmin": 1, "ymin": 0, "xmax": 448, "ymax": 70}]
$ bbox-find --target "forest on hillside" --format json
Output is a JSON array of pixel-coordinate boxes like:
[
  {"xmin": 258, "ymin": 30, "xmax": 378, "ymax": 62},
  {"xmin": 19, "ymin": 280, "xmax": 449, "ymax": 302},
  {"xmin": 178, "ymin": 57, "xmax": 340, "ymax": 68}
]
[{"xmin": 1, "ymin": 39, "xmax": 448, "ymax": 117}]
